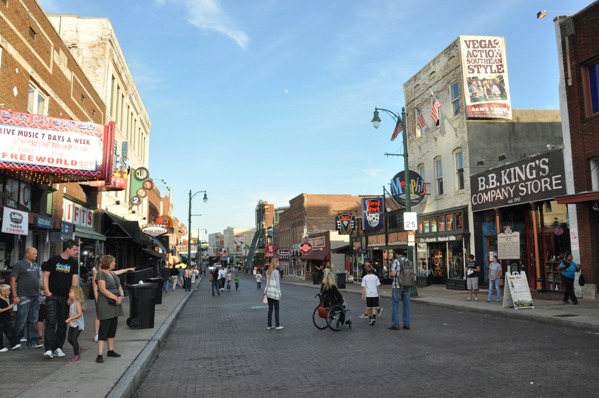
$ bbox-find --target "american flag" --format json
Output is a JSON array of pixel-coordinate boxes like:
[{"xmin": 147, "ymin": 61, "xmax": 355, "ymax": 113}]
[
  {"xmin": 431, "ymin": 97, "xmax": 441, "ymax": 124},
  {"xmin": 417, "ymin": 107, "xmax": 426, "ymax": 129},
  {"xmin": 390, "ymin": 119, "xmax": 403, "ymax": 141}
]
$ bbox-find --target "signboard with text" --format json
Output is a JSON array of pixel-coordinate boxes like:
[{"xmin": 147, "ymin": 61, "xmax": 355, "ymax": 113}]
[{"xmin": 470, "ymin": 150, "xmax": 566, "ymax": 212}]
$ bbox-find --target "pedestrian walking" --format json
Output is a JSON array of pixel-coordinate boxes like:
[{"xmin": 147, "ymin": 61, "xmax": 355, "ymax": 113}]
[
  {"xmin": 211, "ymin": 268, "xmax": 220, "ymax": 296},
  {"xmin": 160, "ymin": 262, "xmax": 170, "ymax": 293},
  {"xmin": 66, "ymin": 286, "xmax": 85, "ymax": 362},
  {"xmin": 265, "ymin": 259, "xmax": 283, "ymax": 330},
  {"xmin": 465, "ymin": 254, "xmax": 480, "ymax": 301},
  {"xmin": 234, "ymin": 273, "xmax": 240, "ymax": 291},
  {"xmin": 226, "ymin": 268, "xmax": 232, "ymax": 291},
  {"xmin": 256, "ymin": 272, "xmax": 262, "ymax": 289},
  {"xmin": 361, "ymin": 263, "xmax": 380, "ymax": 326},
  {"xmin": 487, "ymin": 255, "xmax": 502, "ymax": 302},
  {"xmin": 389, "ymin": 250, "xmax": 411, "ymax": 330}
]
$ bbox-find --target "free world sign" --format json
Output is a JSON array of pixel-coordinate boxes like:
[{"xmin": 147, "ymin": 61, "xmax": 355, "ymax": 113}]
[{"xmin": 470, "ymin": 149, "xmax": 567, "ymax": 212}]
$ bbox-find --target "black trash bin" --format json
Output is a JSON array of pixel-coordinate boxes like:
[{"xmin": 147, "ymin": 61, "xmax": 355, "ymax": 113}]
[
  {"xmin": 126, "ymin": 283, "xmax": 156, "ymax": 329},
  {"xmin": 336, "ymin": 272, "xmax": 346, "ymax": 289},
  {"xmin": 312, "ymin": 272, "xmax": 322, "ymax": 285},
  {"xmin": 144, "ymin": 277, "xmax": 163, "ymax": 304}
]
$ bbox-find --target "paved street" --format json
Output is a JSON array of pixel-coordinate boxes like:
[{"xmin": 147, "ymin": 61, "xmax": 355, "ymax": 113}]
[{"xmin": 134, "ymin": 273, "xmax": 599, "ymax": 398}]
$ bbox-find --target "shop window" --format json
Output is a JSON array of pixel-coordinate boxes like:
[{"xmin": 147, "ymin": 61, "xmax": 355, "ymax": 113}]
[
  {"xmin": 455, "ymin": 150, "xmax": 464, "ymax": 191},
  {"xmin": 591, "ymin": 157, "xmax": 599, "ymax": 190},
  {"xmin": 435, "ymin": 157, "xmax": 444, "ymax": 196},
  {"xmin": 450, "ymin": 81, "xmax": 460, "ymax": 116},
  {"xmin": 27, "ymin": 83, "xmax": 48, "ymax": 115}
]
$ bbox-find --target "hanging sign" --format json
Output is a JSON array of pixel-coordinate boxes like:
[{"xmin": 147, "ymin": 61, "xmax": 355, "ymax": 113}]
[
  {"xmin": 336, "ymin": 213, "xmax": 355, "ymax": 235},
  {"xmin": 299, "ymin": 241, "xmax": 312, "ymax": 255}
]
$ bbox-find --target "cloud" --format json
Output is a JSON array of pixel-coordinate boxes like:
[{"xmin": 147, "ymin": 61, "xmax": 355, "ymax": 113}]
[{"xmin": 184, "ymin": 0, "xmax": 249, "ymax": 50}]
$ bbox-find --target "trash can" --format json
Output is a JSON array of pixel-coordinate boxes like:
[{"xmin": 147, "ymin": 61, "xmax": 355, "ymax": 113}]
[
  {"xmin": 336, "ymin": 272, "xmax": 346, "ymax": 289},
  {"xmin": 144, "ymin": 277, "xmax": 163, "ymax": 304},
  {"xmin": 312, "ymin": 272, "xmax": 321, "ymax": 285},
  {"xmin": 126, "ymin": 283, "xmax": 156, "ymax": 329}
]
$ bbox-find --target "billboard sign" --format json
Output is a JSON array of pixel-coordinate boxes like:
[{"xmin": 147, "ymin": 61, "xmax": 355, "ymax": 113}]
[{"xmin": 460, "ymin": 36, "xmax": 512, "ymax": 119}]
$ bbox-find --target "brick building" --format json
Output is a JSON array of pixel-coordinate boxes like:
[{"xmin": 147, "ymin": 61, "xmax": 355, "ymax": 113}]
[
  {"xmin": 0, "ymin": 0, "xmax": 108, "ymax": 273},
  {"xmin": 554, "ymin": 2, "xmax": 599, "ymax": 299}
]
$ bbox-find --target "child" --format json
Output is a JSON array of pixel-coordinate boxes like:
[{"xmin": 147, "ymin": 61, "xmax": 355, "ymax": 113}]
[
  {"xmin": 0, "ymin": 284, "xmax": 21, "ymax": 352},
  {"xmin": 255, "ymin": 272, "xmax": 262, "ymax": 289},
  {"xmin": 65, "ymin": 286, "xmax": 85, "ymax": 362},
  {"xmin": 234, "ymin": 273, "xmax": 240, "ymax": 291},
  {"xmin": 361, "ymin": 264, "xmax": 381, "ymax": 326}
]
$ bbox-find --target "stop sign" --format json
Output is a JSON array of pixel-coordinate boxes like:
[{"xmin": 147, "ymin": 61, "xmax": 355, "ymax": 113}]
[{"xmin": 299, "ymin": 241, "xmax": 312, "ymax": 255}]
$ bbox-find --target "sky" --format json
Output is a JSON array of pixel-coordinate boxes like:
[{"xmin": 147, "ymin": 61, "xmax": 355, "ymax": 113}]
[{"xmin": 37, "ymin": 0, "xmax": 593, "ymax": 235}]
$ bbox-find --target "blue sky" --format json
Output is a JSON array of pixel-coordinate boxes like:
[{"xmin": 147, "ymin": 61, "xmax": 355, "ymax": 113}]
[{"xmin": 38, "ymin": 0, "xmax": 592, "ymax": 234}]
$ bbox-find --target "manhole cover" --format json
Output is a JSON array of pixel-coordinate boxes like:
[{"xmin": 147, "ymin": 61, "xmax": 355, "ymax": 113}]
[{"xmin": 554, "ymin": 314, "xmax": 577, "ymax": 318}]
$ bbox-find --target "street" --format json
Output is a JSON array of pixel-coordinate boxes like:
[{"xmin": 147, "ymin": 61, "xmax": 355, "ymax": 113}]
[{"xmin": 134, "ymin": 274, "xmax": 599, "ymax": 397}]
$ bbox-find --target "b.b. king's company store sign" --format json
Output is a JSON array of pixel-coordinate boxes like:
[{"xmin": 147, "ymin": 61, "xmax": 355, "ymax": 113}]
[{"xmin": 470, "ymin": 150, "xmax": 567, "ymax": 212}]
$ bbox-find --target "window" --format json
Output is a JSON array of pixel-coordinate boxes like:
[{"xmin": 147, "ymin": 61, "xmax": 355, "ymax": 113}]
[
  {"xmin": 590, "ymin": 63, "xmax": 599, "ymax": 114},
  {"xmin": 27, "ymin": 84, "xmax": 47, "ymax": 114},
  {"xmin": 455, "ymin": 150, "xmax": 464, "ymax": 191},
  {"xmin": 451, "ymin": 81, "xmax": 460, "ymax": 116},
  {"xmin": 435, "ymin": 157, "xmax": 444, "ymax": 196},
  {"xmin": 417, "ymin": 163, "xmax": 425, "ymax": 182}
]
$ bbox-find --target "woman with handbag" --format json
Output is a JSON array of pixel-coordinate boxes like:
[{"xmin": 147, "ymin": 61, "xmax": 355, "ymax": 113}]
[
  {"xmin": 558, "ymin": 253, "xmax": 580, "ymax": 305},
  {"xmin": 96, "ymin": 255, "xmax": 125, "ymax": 363},
  {"xmin": 265, "ymin": 259, "xmax": 283, "ymax": 330}
]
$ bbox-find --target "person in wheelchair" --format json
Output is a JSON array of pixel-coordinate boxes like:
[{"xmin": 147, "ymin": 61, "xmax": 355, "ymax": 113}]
[{"xmin": 320, "ymin": 271, "xmax": 345, "ymax": 323}]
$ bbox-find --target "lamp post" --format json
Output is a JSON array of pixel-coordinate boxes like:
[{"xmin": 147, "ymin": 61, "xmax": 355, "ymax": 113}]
[
  {"xmin": 188, "ymin": 190, "xmax": 207, "ymax": 268},
  {"xmin": 371, "ymin": 107, "xmax": 417, "ymax": 295}
]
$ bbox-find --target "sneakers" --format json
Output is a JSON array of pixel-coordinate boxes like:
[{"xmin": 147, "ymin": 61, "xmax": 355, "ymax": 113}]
[
  {"xmin": 378, "ymin": 307, "xmax": 383, "ymax": 317},
  {"xmin": 94, "ymin": 335, "xmax": 98, "ymax": 342},
  {"xmin": 107, "ymin": 350, "xmax": 121, "ymax": 358},
  {"xmin": 11, "ymin": 344, "xmax": 22, "ymax": 350},
  {"xmin": 267, "ymin": 326, "xmax": 274, "ymax": 330},
  {"xmin": 20, "ymin": 337, "xmax": 27, "ymax": 342},
  {"xmin": 96, "ymin": 355, "xmax": 104, "ymax": 363},
  {"xmin": 43, "ymin": 350, "xmax": 53, "ymax": 358},
  {"xmin": 54, "ymin": 348, "xmax": 66, "ymax": 358},
  {"xmin": 358, "ymin": 313, "xmax": 369, "ymax": 319},
  {"xmin": 402, "ymin": 325, "xmax": 411, "ymax": 330},
  {"xmin": 275, "ymin": 326, "xmax": 284, "ymax": 330},
  {"xmin": 388, "ymin": 326, "xmax": 400, "ymax": 330},
  {"xmin": 0, "ymin": 347, "xmax": 8, "ymax": 353},
  {"xmin": 32, "ymin": 342, "xmax": 44, "ymax": 349},
  {"xmin": 369, "ymin": 318, "xmax": 376, "ymax": 326},
  {"xmin": 71, "ymin": 354, "xmax": 80, "ymax": 362},
  {"xmin": 465, "ymin": 297, "xmax": 471, "ymax": 301}
]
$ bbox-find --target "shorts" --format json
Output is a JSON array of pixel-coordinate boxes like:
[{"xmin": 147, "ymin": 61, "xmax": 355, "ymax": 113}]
[
  {"xmin": 467, "ymin": 277, "xmax": 479, "ymax": 290},
  {"xmin": 365, "ymin": 297, "xmax": 380, "ymax": 308}
]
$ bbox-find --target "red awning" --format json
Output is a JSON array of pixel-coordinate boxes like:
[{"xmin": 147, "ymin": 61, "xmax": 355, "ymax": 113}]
[
  {"xmin": 301, "ymin": 249, "xmax": 330, "ymax": 261},
  {"xmin": 555, "ymin": 191, "xmax": 599, "ymax": 204}
]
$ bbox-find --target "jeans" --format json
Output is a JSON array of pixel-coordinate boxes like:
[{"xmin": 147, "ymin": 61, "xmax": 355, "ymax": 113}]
[
  {"xmin": 67, "ymin": 325, "xmax": 82, "ymax": 356},
  {"xmin": 14, "ymin": 295, "xmax": 40, "ymax": 346},
  {"xmin": 267, "ymin": 298, "xmax": 280, "ymax": 327},
  {"xmin": 211, "ymin": 280, "xmax": 221, "ymax": 296},
  {"xmin": 488, "ymin": 279, "xmax": 501, "ymax": 301},
  {"xmin": 391, "ymin": 287, "xmax": 410, "ymax": 327},
  {"xmin": 162, "ymin": 278, "xmax": 170, "ymax": 292},
  {"xmin": 45, "ymin": 295, "xmax": 69, "ymax": 352}
]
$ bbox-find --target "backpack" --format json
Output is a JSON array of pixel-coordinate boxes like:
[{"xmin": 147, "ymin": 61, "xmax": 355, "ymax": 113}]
[{"xmin": 397, "ymin": 258, "xmax": 414, "ymax": 288}]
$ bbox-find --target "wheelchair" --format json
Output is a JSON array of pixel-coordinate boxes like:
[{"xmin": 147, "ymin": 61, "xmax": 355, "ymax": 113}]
[{"xmin": 312, "ymin": 294, "xmax": 352, "ymax": 331}]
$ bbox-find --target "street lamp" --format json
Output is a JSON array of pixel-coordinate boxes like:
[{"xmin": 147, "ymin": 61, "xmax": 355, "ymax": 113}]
[
  {"xmin": 371, "ymin": 107, "xmax": 417, "ymax": 295},
  {"xmin": 188, "ymin": 190, "xmax": 207, "ymax": 268}
]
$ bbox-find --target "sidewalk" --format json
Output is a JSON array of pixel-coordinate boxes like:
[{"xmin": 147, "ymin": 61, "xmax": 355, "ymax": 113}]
[
  {"xmin": 5, "ymin": 274, "xmax": 599, "ymax": 398},
  {"xmin": 5, "ymin": 280, "xmax": 197, "ymax": 398},
  {"xmin": 282, "ymin": 275, "xmax": 599, "ymax": 332}
]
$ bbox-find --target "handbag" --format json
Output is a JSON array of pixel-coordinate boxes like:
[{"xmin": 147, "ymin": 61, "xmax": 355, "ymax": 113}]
[
  {"xmin": 107, "ymin": 297, "xmax": 117, "ymax": 305},
  {"xmin": 579, "ymin": 273, "xmax": 585, "ymax": 286},
  {"xmin": 262, "ymin": 294, "xmax": 268, "ymax": 304}
]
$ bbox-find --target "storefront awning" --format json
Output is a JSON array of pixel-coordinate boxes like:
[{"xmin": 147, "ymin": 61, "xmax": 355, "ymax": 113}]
[
  {"xmin": 104, "ymin": 212, "xmax": 153, "ymax": 246},
  {"xmin": 332, "ymin": 245, "xmax": 351, "ymax": 254},
  {"xmin": 301, "ymin": 249, "xmax": 329, "ymax": 261},
  {"xmin": 555, "ymin": 190, "xmax": 599, "ymax": 204},
  {"xmin": 143, "ymin": 248, "xmax": 165, "ymax": 258},
  {"xmin": 75, "ymin": 228, "xmax": 106, "ymax": 242}
]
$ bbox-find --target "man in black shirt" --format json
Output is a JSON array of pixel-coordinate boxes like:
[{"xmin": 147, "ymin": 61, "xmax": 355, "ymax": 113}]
[{"xmin": 42, "ymin": 240, "xmax": 79, "ymax": 359}]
